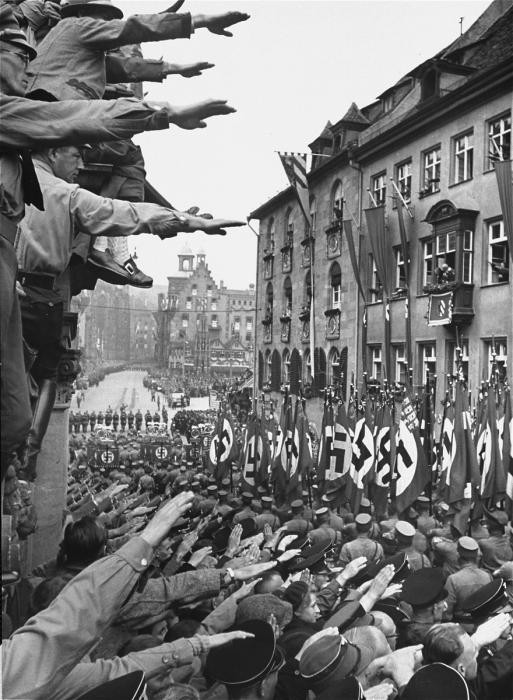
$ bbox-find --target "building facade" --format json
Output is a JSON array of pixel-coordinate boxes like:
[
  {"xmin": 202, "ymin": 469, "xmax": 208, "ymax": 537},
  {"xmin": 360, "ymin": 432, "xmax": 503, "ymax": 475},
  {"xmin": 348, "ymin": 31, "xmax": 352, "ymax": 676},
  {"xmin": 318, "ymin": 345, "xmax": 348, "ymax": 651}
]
[
  {"xmin": 251, "ymin": 0, "xmax": 512, "ymax": 426},
  {"xmin": 154, "ymin": 246, "xmax": 255, "ymax": 376}
]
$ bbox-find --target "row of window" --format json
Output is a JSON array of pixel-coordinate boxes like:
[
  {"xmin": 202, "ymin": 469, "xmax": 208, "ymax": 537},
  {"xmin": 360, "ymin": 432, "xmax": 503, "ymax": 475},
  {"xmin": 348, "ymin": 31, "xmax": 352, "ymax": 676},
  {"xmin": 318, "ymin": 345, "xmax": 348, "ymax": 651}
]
[
  {"xmin": 369, "ymin": 339, "xmax": 508, "ymax": 386},
  {"xmin": 180, "ymin": 315, "xmax": 253, "ymax": 332},
  {"xmin": 263, "ymin": 113, "xmax": 511, "ymax": 249},
  {"xmin": 370, "ymin": 113, "xmax": 511, "ymax": 205},
  {"xmin": 262, "ymin": 346, "xmax": 342, "ymax": 386}
]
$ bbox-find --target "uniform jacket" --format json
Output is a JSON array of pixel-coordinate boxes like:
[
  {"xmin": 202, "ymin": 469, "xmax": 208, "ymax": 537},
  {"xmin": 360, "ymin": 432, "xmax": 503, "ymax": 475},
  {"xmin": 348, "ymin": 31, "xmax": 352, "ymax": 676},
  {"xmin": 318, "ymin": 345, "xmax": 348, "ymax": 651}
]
[{"xmin": 28, "ymin": 13, "xmax": 192, "ymax": 100}]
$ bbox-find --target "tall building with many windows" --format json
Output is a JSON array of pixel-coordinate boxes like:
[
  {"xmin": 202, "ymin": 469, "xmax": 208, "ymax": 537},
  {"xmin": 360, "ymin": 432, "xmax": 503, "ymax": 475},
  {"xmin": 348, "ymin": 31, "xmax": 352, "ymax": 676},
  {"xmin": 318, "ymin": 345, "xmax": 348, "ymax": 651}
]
[
  {"xmin": 250, "ymin": 0, "xmax": 512, "ymax": 425},
  {"xmin": 154, "ymin": 246, "xmax": 255, "ymax": 376}
]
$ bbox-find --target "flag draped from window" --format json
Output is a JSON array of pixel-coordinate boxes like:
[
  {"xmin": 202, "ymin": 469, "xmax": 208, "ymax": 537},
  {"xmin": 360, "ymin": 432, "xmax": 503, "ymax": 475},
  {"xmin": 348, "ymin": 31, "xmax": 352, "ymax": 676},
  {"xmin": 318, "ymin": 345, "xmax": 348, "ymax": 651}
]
[
  {"xmin": 318, "ymin": 401, "xmax": 352, "ymax": 494},
  {"xmin": 494, "ymin": 160, "xmax": 513, "ymax": 266},
  {"xmin": 364, "ymin": 207, "xmax": 394, "ymax": 379},
  {"xmin": 393, "ymin": 391, "xmax": 430, "ymax": 513}
]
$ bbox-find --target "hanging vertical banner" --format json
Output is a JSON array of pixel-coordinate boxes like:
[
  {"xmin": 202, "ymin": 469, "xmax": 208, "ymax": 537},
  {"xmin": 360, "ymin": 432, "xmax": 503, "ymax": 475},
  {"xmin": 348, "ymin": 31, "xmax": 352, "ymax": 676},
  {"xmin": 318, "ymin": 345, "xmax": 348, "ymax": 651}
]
[{"xmin": 427, "ymin": 291, "xmax": 453, "ymax": 326}]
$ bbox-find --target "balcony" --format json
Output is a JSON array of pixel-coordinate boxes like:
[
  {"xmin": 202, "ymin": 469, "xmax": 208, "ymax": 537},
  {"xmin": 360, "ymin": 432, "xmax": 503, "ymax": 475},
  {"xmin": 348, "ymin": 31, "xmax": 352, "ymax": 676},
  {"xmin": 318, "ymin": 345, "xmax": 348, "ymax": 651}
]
[
  {"xmin": 281, "ymin": 246, "xmax": 292, "ymax": 273},
  {"xmin": 263, "ymin": 325, "xmax": 272, "ymax": 343},
  {"xmin": 280, "ymin": 316, "xmax": 291, "ymax": 343},
  {"xmin": 299, "ymin": 304, "xmax": 310, "ymax": 321},
  {"xmin": 425, "ymin": 282, "xmax": 474, "ymax": 326},
  {"xmin": 301, "ymin": 319, "xmax": 310, "ymax": 343}
]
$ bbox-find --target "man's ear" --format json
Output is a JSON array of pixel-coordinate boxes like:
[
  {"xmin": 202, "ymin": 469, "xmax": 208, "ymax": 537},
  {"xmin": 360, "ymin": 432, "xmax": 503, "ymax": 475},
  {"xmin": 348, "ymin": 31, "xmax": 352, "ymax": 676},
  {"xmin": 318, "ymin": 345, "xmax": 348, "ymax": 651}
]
[{"xmin": 456, "ymin": 663, "xmax": 466, "ymax": 678}]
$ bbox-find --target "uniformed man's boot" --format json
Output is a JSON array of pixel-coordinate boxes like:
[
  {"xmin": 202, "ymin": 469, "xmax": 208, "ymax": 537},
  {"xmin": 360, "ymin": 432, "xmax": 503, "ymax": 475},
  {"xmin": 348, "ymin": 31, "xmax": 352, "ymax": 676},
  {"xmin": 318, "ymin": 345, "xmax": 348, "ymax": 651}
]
[{"xmin": 19, "ymin": 379, "xmax": 57, "ymax": 482}]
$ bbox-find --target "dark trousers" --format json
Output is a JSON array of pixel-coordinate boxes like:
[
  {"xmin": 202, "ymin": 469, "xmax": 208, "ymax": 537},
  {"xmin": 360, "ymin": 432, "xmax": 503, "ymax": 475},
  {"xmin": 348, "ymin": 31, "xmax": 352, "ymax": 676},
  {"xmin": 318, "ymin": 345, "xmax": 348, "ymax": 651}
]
[
  {"xmin": 0, "ymin": 239, "xmax": 32, "ymax": 478},
  {"xmin": 19, "ymin": 297, "xmax": 64, "ymax": 382}
]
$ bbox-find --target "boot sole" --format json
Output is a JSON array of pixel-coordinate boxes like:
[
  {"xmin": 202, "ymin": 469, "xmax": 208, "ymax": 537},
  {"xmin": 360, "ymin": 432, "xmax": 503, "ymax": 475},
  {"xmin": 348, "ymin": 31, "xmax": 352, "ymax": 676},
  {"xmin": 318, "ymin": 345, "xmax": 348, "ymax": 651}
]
[{"xmin": 87, "ymin": 259, "xmax": 132, "ymax": 285}]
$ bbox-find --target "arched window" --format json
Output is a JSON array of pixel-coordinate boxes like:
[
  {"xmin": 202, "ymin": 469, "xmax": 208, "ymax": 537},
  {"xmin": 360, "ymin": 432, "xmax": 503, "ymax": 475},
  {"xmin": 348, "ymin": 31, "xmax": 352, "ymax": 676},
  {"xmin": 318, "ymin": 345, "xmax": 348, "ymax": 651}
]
[
  {"xmin": 285, "ymin": 208, "xmax": 294, "ymax": 244},
  {"xmin": 283, "ymin": 276, "xmax": 292, "ymax": 315},
  {"xmin": 331, "ymin": 180, "xmax": 343, "ymax": 221},
  {"xmin": 271, "ymin": 349, "xmax": 281, "ymax": 391},
  {"xmin": 314, "ymin": 348, "xmax": 327, "ymax": 393},
  {"xmin": 309, "ymin": 196, "xmax": 317, "ymax": 235},
  {"xmin": 329, "ymin": 262, "xmax": 342, "ymax": 309},
  {"xmin": 303, "ymin": 349, "xmax": 312, "ymax": 385},
  {"xmin": 265, "ymin": 349, "xmax": 272, "ymax": 382},
  {"xmin": 290, "ymin": 349, "xmax": 302, "ymax": 394},
  {"xmin": 328, "ymin": 347, "xmax": 340, "ymax": 385},
  {"xmin": 266, "ymin": 217, "xmax": 275, "ymax": 251},
  {"xmin": 265, "ymin": 282, "xmax": 273, "ymax": 319},
  {"xmin": 282, "ymin": 348, "xmax": 291, "ymax": 383}
]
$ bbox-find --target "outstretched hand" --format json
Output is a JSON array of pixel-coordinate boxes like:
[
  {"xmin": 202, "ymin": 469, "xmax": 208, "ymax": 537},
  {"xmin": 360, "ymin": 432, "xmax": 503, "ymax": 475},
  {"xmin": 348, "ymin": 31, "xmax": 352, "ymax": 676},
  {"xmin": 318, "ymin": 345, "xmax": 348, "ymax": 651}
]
[
  {"xmin": 177, "ymin": 61, "xmax": 215, "ymax": 77},
  {"xmin": 194, "ymin": 12, "xmax": 250, "ymax": 37},
  {"xmin": 170, "ymin": 99, "xmax": 236, "ymax": 130}
]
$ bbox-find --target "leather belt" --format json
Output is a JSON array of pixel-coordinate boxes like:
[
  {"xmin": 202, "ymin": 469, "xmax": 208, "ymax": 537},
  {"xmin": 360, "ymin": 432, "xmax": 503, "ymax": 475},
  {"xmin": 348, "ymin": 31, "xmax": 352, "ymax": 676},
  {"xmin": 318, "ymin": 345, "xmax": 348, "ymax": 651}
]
[{"xmin": 17, "ymin": 270, "xmax": 57, "ymax": 290}]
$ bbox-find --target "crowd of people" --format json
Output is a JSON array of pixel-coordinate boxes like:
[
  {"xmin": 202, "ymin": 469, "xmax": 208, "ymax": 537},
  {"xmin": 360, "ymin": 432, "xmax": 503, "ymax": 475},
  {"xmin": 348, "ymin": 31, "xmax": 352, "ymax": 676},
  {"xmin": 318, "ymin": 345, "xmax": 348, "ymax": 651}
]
[{"xmin": 3, "ymin": 442, "xmax": 513, "ymax": 699}]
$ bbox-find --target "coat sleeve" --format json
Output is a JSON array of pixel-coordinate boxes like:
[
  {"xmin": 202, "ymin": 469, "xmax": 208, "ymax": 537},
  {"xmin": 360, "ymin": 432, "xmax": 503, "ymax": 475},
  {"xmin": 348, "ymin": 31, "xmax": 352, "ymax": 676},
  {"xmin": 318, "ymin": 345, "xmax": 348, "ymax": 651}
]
[
  {"xmin": 51, "ymin": 639, "xmax": 200, "ymax": 700},
  {"xmin": 106, "ymin": 53, "xmax": 166, "ymax": 84},
  {"xmin": 79, "ymin": 13, "xmax": 192, "ymax": 50},
  {"xmin": 0, "ymin": 95, "xmax": 169, "ymax": 150},
  {"xmin": 115, "ymin": 569, "xmax": 223, "ymax": 629},
  {"xmin": 69, "ymin": 189, "xmax": 182, "ymax": 238},
  {"xmin": 1, "ymin": 536, "xmax": 154, "ymax": 700}
]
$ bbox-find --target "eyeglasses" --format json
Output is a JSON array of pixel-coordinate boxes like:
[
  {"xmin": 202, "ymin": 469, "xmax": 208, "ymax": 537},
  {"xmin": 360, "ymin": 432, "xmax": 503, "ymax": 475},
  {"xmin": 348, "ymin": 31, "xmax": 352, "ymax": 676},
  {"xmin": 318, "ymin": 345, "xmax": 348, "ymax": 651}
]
[{"xmin": 0, "ymin": 49, "xmax": 30, "ymax": 68}]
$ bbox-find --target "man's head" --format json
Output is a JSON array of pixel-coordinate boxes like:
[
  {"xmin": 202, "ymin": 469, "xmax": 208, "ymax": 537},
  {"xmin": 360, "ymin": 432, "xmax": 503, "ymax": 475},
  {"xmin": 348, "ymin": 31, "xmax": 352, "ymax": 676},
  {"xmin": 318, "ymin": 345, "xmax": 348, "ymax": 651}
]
[
  {"xmin": 457, "ymin": 536, "xmax": 479, "ymax": 565},
  {"xmin": 0, "ymin": 5, "xmax": 36, "ymax": 96},
  {"xmin": 60, "ymin": 0, "xmax": 123, "ymax": 21},
  {"xmin": 423, "ymin": 623, "xmax": 478, "ymax": 680},
  {"xmin": 254, "ymin": 571, "xmax": 284, "ymax": 595},
  {"xmin": 355, "ymin": 513, "xmax": 372, "ymax": 535},
  {"xmin": 59, "ymin": 515, "xmax": 106, "ymax": 566},
  {"xmin": 34, "ymin": 145, "xmax": 84, "ymax": 182}
]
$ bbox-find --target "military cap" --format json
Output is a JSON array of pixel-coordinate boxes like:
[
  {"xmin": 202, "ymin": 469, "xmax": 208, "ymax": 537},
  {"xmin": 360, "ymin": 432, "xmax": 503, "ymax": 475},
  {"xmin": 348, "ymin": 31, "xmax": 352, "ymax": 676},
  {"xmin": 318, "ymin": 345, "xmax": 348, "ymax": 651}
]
[
  {"xmin": 261, "ymin": 496, "xmax": 273, "ymax": 506},
  {"xmin": 486, "ymin": 510, "xmax": 509, "ymax": 527},
  {"xmin": 0, "ymin": 4, "xmax": 37, "ymax": 59},
  {"xmin": 205, "ymin": 620, "xmax": 284, "ymax": 687},
  {"xmin": 191, "ymin": 480, "xmax": 200, "ymax": 487},
  {"xmin": 288, "ymin": 541, "xmax": 332, "ymax": 574},
  {"xmin": 302, "ymin": 490, "xmax": 309, "ymax": 498},
  {"xmin": 321, "ymin": 494, "xmax": 335, "ymax": 504},
  {"xmin": 298, "ymin": 634, "xmax": 362, "ymax": 687},
  {"xmin": 366, "ymin": 552, "xmax": 410, "ymax": 583},
  {"xmin": 461, "ymin": 579, "xmax": 511, "ymax": 620},
  {"xmin": 360, "ymin": 497, "xmax": 371, "ymax": 511},
  {"xmin": 395, "ymin": 520, "xmax": 416, "ymax": 539},
  {"xmin": 355, "ymin": 513, "xmax": 372, "ymax": 527},
  {"xmin": 401, "ymin": 663, "xmax": 470, "ymax": 700},
  {"xmin": 218, "ymin": 489, "xmax": 228, "ymax": 497},
  {"xmin": 457, "ymin": 536, "xmax": 479, "ymax": 553},
  {"xmin": 179, "ymin": 466, "xmax": 187, "ymax": 472},
  {"xmin": 207, "ymin": 485, "xmax": 218, "ymax": 493},
  {"xmin": 315, "ymin": 507, "xmax": 329, "ymax": 517},
  {"xmin": 257, "ymin": 485, "xmax": 267, "ymax": 495},
  {"xmin": 401, "ymin": 568, "xmax": 448, "ymax": 607},
  {"xmin": 291, "ymin": 499, "xmax": 303, "ymax": 510},
  {"xmin": 221, "ymin": 478, "xmax": 231, "ymax": 488},
  {"xmin": 241, "ymin": 491, "xmax": 254, "ymax": 500},
  {"xmin": 75, "ymin": 670, "xmax": 146, "ymax": 700},
  {"xmin": 372, "ymin": 601, "xmax": 411, "ymax": 625}
]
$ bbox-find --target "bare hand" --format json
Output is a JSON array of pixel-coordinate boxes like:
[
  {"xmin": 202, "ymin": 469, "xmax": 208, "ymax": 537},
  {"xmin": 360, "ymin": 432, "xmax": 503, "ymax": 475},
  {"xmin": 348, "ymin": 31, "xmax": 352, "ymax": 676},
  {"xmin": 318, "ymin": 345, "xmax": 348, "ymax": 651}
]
[
  {"xmin": 141, "ymin": 491, "xmax": 194, "ymax": 548},
  {"xmin": 44, "ymin": 1, "xmax": 61, "ymax": 22},
  {"xmin": 337, "ymin": 556, "xmax": 367, "ymax": 584},
  {"xmin": 268, "ymin": 612, "xmax": 280, "ymax": 638},
  {"xmin": 233, "ymin": 560, "xmax": 276, "ymax": 581},
  {"xmin": 174, "ymin": 61, "xmax": 215, "ymax": 78},
  {"xmin": 170, "ymin": 99, "xmax": 236, "ymax": 130},
  {"xmin": 382, "ymin": 583, "xmax": 403, "ymax": 599},
  {"xmin": 226, "ymin": 523, "xmax": 243, "ymax": 557},
  {"xmin": 364, "ymin": 682, "xmax": 397, "ymax": 700},
  {"xmin": 233, "ymin": 577, "xmax": 261, "ymax": 601},
  {"xmin": 381, "ymin": 644, "xmax": 423, "ymax": 688},
  {"xmin": 277, "ymin": 548, "xmax": 302, "ymax": 563},
  {"xmin": 194, "ymin": 12, "xmax": 250, "ymax": 37},
  {"xmin": 176, "ymin": 530, "xmax": 198, "ymax": 560},
  {"xmin": 207, "ymin": 630, "xmax": 255, "ymax": 648},
  {"xmin": 471, "ymin": 613, "xmax": 512, "ymax": 649},
  {"xmin": 263, "ymin": 523, "xmax": 274, "ymax": 544},
  {"xmin": 189, "ymin": 545, "xmax": 212, "ymax": 568}
]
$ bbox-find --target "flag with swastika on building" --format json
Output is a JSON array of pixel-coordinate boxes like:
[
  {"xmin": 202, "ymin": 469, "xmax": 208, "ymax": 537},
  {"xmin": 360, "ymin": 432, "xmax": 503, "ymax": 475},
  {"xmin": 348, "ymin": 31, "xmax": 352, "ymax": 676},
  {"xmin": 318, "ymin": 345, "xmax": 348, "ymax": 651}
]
[
  {"xmin": 241, "ymin": 414, "xmax": 271, "ymax": 492},
  {"xmin": 501, "ymin": 389, "xmax": 513, "ymax": 517},
  {"xmin": 286, "ymin": 400, "xmax": 312, "ymax": 500},
  {"xmin": 370, "ymin": 404, "xmax": 395, "ymax": 517},
  {"xmin": 393, "ymin": 391, "xmax": 430, "ymax": 513},
  {"xmin": 208, "ymin": 412, "xmax": 238, "ymax": 483},
  {"xmin": 347, "ymin": 403, "xmax": 375, "ymax": 513},
  {"xmin": 272, "ymin": 396, "xmax": 292, "ymax": 500},
  {"xmin": 477, "ymin": 386, "xmax": 506, "ymax": 501}
]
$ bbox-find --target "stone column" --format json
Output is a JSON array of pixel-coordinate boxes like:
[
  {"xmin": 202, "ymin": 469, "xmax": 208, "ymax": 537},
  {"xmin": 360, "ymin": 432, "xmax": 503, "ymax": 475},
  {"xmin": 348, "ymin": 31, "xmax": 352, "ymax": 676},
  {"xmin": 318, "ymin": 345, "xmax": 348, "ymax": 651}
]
[{"xmin": 30, "ymin": 312, "xmax": 80, "ymax": 570}]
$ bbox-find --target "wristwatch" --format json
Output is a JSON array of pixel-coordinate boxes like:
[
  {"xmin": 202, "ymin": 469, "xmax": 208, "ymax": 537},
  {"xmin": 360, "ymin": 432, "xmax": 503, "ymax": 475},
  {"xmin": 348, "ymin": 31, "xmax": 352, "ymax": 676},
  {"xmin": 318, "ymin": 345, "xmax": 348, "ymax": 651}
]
[{"xmin": 223, "ymin": 567, "xmax": 235, "ymax": 585}]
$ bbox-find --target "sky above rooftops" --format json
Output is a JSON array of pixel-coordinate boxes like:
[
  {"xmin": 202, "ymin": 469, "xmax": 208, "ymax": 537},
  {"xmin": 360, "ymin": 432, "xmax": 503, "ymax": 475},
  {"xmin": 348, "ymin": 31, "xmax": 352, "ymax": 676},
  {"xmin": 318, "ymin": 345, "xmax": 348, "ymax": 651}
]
[{"xmin": 121, "ymin": 0, "xmax": 490, "ymax": 288}]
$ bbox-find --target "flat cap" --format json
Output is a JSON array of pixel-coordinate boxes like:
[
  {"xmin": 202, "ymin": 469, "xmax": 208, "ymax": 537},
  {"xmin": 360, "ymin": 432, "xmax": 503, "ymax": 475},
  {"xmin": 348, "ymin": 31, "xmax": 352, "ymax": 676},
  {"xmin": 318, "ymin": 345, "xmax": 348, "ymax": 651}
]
[
  {"xmin": 355, "ymin": 513, "xmax": 372, "ymax": 527},
  {"xmin": 291, "ymin": 499, "xmax": 304, "ymax": 509},
  {"xmin": 261, "ymin": 496, "xmax": 273, "ymax": 505},
  {"xmin": 401, "ymin": 568, "xmax": 447, "ymax": 607},
  {"xmin": 218, "ymin": 489, "xmax": 228, "ymax": 497},
  {"xmin": 207, "ymin": 485, "xmax": 218, "ymax": 492},
  {"xmin": 315, "ymin": 507, "xmax": 329, "ymax": 516}
]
